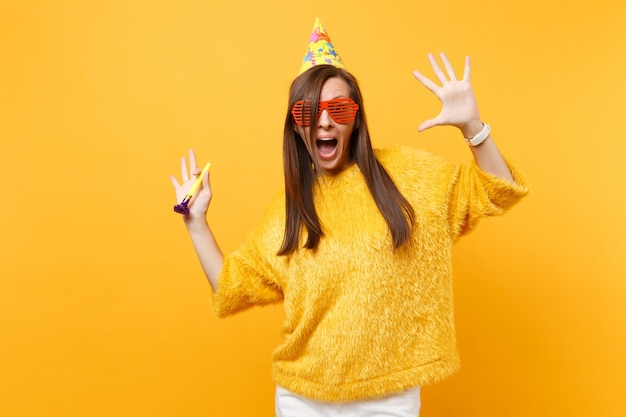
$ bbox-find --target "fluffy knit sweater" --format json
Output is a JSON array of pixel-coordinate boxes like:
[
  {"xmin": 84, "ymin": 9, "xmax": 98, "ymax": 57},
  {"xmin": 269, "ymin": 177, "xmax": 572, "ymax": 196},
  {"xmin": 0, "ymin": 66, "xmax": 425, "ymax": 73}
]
[{"xmin": 213, "ymin": 146, "xmax": 528, "ymax": 402}]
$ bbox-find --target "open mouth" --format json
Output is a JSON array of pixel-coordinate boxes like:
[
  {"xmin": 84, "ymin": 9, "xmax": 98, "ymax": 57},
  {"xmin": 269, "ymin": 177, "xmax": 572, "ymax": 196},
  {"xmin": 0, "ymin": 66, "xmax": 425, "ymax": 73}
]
[{"xmin": 316, "ymin": 138, "xmax": 338, "ymax": 157}]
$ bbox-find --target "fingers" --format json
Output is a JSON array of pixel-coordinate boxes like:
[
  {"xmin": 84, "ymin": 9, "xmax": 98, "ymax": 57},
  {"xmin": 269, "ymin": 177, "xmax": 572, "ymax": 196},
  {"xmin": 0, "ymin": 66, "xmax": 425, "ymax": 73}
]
[
  {"xmin": 438, "ymin": 52, "xmax": 458, "ymax": 81},
  {"xmin": 412, "ymin": 69, "xmax": 439, "ymax": 94},
  {"xmin": 414, "ymin": 53, "xmax": 464, "ymax": 91},
  {"xmin": 428, "ymin": 53, "xmax": 448, "ymax": 84},
  {"xmin": 418, "ymin": 53, "xmax": 469, "ymax": 83},
  {"xmin": 170, "ymin": 174, "xmax": 181, "ymax": 188},
  {"xmin": 418, "ymin": 117, "xmax": 441, "ymax": 132},
  {"xmin": 181, "ymin": 156, "xmax": 189, "ymax": 181},
  {"xmin": 179, "ymin": 148, "xmax": 203, "ymax": 182},
  {"xmin": 188, "ymin": 149, "xmax": 197, "ymax": 173},
  {"xmin": 175, "ymin": 149, "xmax": 206, "ymax": 188},
  {"xmin": 202, "ymin": 166, "xmax": 211, "ymax": 190},
  {"xmin": 462, "ymin": 56, "xmax": 471, "ymax": 81}
]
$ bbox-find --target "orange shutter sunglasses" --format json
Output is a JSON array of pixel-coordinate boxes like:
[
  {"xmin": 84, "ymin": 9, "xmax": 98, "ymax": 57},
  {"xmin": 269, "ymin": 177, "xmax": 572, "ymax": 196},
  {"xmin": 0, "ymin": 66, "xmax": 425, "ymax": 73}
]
[{"xmin": 291, "ymin": 97, "xmax": 359, "ymax": 126}]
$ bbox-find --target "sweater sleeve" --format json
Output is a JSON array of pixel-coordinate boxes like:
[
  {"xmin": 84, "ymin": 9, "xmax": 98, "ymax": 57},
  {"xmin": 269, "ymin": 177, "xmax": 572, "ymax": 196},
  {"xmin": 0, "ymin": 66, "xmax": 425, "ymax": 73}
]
[
  {"xmin": 448, "ymin": 159, "xmax": 529, "ymax": 240},
  {"xmin": 211, "ymin": 195, "xmax": 286, "ymax": 318}
]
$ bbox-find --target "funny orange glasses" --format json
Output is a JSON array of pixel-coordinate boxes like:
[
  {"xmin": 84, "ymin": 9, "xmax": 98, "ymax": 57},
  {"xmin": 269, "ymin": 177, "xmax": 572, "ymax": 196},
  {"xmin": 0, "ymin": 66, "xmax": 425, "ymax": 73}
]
[{"xmin": 291, "ymin": 97, "xmax": 359, "ymax": 126}]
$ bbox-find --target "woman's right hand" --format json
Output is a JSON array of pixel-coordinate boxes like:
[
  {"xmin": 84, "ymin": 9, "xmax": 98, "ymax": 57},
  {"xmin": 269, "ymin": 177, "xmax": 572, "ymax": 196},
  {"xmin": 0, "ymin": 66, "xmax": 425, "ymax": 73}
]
[{"xmin": 170, "ymin": 149, "xmax": 212, "ymax": 220}]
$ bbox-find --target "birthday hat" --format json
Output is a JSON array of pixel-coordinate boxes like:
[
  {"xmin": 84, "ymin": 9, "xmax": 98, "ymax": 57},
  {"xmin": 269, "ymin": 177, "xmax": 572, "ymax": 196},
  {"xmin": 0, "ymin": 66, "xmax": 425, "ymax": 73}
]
[{"xmin": 298, "ymin": 18, "xmax": 346, "ymax": 75}]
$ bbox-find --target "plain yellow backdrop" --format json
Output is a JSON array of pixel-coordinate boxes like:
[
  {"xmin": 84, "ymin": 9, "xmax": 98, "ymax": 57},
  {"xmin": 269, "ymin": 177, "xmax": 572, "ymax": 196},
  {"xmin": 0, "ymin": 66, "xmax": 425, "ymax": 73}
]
[{"xmin": 1, "ymin": 0, "xmax": 625, "ymax": 416}]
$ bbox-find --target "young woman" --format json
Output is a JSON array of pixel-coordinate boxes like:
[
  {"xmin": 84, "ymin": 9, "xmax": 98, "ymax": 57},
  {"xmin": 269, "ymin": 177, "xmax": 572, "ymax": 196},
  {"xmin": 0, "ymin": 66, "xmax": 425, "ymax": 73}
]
[{"xmin": 170, "ymin": 52, "xmax": 528, "ymax": 417}]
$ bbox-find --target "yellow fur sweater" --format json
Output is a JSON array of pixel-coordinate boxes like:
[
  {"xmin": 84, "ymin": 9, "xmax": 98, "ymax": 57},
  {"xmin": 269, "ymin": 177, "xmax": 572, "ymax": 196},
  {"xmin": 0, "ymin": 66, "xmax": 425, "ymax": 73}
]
[{"xmin": 213, "ymin": 146, "xmax": 528, "ymax": 402}]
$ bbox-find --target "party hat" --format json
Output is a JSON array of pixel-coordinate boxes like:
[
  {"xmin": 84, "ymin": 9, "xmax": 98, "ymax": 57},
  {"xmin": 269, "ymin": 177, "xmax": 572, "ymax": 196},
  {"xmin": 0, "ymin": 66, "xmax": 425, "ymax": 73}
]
[{"xmin": 298, "ymin": 18, "xmax": 345, "ymax": 75}]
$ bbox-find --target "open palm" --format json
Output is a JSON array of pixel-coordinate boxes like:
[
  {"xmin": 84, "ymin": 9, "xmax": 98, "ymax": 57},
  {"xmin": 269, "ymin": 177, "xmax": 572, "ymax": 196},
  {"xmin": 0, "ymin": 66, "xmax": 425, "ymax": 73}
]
[
  {"xmin": 170, "ymin": 149, "xmax": 212, "ymax": 218},
  {"xmin": 413, "ymin": 53, "xmax": 482, "ymax": 136}
]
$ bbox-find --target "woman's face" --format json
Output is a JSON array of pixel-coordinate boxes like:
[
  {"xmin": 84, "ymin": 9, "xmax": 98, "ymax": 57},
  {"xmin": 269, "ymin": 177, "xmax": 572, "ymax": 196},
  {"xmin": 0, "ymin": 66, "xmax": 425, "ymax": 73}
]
[{"xmin": 295, "ymin": 77, "xmax": 356, "ymax": 176}]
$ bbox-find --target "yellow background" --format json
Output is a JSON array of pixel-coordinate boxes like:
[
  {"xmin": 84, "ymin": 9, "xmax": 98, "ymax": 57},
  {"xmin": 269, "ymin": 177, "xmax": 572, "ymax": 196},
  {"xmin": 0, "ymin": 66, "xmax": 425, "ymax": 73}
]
[{"xmin": 1, "ymin": 0, "xmax": 625, "ymax": 416}]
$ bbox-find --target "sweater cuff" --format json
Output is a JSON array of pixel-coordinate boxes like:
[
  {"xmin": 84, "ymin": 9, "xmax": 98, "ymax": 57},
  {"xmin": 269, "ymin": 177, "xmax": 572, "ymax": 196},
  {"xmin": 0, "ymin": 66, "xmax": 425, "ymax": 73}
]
[{"xmin": 473, "ymin": 159, "xmax": 530, "ymax": 210}]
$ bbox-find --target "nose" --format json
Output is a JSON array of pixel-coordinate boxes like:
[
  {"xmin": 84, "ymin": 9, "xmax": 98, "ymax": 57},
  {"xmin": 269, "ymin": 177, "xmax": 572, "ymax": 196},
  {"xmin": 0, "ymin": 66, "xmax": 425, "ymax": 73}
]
[{"xmin": 317, "ymin": 109, "xmax": 333, "ymax": 128}]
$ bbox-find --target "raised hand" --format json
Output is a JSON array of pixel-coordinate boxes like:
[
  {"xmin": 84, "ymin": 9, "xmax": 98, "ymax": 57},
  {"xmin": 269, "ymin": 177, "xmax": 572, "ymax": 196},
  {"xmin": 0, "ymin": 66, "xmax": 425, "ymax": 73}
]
[
  {"xmin": 170, "ymin": 149, "xmax": 212, "ymax": 219},
  {"xmin": 412, "ymin": 53, "xmax": 483, "ymax": 138}
]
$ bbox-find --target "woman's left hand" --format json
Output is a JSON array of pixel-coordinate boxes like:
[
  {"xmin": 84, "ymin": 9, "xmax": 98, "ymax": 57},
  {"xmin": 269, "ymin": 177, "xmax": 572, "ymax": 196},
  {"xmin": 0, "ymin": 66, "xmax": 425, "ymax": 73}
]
[{"xmin": 412, "ymin": 52, "xmax": 484, "ymax": 138}]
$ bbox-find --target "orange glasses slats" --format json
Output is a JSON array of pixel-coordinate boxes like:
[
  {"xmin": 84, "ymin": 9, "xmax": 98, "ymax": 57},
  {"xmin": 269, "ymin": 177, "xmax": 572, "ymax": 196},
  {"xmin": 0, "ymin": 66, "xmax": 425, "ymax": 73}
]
[{"xmin": 291, "ymin": 97, "xmax": 359, "ymax": 126}]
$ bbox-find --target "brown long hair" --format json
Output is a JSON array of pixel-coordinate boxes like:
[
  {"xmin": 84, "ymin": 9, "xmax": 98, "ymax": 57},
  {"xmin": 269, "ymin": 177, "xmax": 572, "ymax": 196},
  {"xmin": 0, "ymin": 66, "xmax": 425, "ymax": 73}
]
[{"xmin": 278, "ymin": 65, "xmax": 414, "ymax": 256}]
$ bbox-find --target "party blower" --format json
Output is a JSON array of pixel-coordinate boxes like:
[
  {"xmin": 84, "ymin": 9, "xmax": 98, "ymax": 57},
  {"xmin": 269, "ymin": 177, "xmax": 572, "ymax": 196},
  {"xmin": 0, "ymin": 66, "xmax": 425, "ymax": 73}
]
[{"xmin": 173, "ymin": 162, "xmax": 211, "ymax": 215}]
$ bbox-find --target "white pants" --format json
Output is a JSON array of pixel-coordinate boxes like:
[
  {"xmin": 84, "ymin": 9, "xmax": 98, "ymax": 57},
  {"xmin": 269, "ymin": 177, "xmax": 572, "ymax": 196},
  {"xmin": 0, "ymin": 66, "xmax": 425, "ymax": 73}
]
[{"xmin": 275, "ymin": 385, "xmax": 421, "ymax": 417}]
